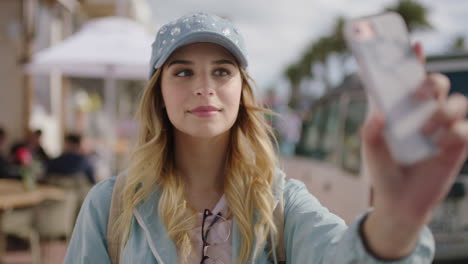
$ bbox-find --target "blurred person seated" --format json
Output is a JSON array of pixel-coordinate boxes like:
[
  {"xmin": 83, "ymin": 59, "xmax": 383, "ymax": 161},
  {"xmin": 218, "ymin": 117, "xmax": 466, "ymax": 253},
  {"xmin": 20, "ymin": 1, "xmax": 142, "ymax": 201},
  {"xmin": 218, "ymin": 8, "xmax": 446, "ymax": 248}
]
[
  {"xmin": 45, "ymin": 134, "xmax": 96, "ymax": 226},
  {"xmin": 9, "ymin": 143, "xmax": 45, "ymax": 181},
  {"xmin": 0, "ymin": 127, "xmax": 24, "ymax": 180},
  {"xmin": 47, "ymin": 133, "xmax": 96, "ymax": 185},
  {"xmin": 27, "ymin": 129, "xmax": 50, "ymax": 165},
  {"xmin": 0, "ymin": 126, "xmax": 13, "ymax": 178},
  {"xmin": 7, "ymin": 129, "xmax": 50, "ymax": 180}
]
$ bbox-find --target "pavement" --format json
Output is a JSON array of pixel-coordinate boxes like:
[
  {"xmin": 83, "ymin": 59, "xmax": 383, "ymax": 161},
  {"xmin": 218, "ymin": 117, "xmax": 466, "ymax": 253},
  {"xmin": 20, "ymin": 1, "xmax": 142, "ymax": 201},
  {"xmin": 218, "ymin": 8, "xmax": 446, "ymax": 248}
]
[{"xmin": 1, "ymin": 241, "xmax": 67, "ymax": 264}]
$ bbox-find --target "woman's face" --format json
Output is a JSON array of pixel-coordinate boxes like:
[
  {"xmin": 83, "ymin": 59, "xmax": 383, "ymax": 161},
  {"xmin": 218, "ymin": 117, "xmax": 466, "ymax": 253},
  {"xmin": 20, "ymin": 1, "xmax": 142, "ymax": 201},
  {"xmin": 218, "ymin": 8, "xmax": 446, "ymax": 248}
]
[{"xmin": 160, "ymin": 43, "xmax": 243, "ymax": 138}]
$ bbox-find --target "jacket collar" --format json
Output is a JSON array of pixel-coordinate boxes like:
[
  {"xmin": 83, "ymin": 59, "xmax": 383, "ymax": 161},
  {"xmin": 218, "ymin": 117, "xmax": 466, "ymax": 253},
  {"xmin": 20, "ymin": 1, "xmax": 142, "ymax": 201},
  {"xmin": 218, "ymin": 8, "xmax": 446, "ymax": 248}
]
[
  {"xmin": 272, "ymin": 168, "xmax": 286, "ymax": 203},
  {"xmin": 134, "ymin": 169, "xmax": 286, "ymax": 264}
]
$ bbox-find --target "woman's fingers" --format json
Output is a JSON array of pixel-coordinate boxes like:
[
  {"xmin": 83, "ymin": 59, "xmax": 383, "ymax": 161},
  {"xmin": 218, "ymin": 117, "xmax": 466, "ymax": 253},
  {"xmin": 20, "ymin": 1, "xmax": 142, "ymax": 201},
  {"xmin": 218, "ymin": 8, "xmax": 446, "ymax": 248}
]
[
  {"xmin": 435, "ymin": 121, "xmax": 468, "ymax": 149},
  {"xmin": 422, "ymin": 93, "xmax": 468, "ymax": 136},
  {"xmin": 414, "ymin": 73, "xmax": 451, "ymax": 102},
  {"xmin": 413, "ymin": 42, "xmax": 425, "ymax": 65}
]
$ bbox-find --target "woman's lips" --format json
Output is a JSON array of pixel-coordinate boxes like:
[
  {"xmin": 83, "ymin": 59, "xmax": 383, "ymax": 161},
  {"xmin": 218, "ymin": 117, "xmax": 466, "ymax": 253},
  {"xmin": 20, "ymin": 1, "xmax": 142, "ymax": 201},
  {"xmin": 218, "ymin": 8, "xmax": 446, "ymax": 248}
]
[{"xmin": 189, "ymin": 105, "xmax": 221, "ymax": 117}]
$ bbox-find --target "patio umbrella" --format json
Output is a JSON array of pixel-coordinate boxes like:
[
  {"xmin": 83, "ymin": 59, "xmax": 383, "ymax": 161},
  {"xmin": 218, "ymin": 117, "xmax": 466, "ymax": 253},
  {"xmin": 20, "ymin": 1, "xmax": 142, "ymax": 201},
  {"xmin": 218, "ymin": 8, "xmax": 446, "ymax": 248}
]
[
  {"xmin": 25, "ymin": 16, "xmax": 153, "ymax": 173},
  {"xmin": 25, "ymin": 16, "xmax": 152, "ymax": 79}
]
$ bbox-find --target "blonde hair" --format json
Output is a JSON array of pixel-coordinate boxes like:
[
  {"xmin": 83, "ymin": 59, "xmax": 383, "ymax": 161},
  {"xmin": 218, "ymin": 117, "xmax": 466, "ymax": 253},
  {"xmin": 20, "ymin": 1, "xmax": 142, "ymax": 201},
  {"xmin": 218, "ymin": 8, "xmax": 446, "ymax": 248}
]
[{"xmin": 113, "ymin": 66, "xmax": 279, "ymax": 263}]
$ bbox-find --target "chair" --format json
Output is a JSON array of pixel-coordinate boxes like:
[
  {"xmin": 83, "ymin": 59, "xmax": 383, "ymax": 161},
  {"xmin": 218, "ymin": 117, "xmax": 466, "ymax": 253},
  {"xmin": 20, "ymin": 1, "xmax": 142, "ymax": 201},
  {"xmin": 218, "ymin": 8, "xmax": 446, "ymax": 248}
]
[
  {"xmin": 46, "ymin": 173, "xmax": 92, "ymax": 208},
  {"xmin": 38, "ymin": 173, "xmax": 92, "ymax": 240},
  {"xmin": 1, "ymin": 207, "xmax": 41, "ymax": 264},
  {"xmin": 35, "ymin": 191, "xmax": 78, "ymax": 241}
]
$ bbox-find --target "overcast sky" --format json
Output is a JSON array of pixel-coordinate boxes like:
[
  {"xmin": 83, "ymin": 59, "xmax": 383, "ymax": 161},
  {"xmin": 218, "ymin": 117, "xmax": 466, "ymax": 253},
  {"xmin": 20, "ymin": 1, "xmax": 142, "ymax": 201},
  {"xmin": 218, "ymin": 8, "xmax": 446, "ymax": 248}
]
[{"xmin": 147, "ymin": 0, "xmax": 468, "ymax": 94}]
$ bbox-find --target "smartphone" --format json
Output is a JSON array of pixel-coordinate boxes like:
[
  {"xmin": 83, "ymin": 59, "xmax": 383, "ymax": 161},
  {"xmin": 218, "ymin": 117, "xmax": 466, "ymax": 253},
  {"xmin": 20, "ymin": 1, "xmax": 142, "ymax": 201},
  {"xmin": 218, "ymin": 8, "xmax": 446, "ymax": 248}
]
[{"xmin": 343, "ymin": 12, "xmax": 438, "ymax": 165}]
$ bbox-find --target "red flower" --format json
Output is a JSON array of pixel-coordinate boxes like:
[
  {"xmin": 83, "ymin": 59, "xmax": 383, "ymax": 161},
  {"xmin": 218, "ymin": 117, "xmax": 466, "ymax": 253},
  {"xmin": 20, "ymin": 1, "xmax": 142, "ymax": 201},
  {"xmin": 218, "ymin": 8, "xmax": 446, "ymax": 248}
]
[{"xmin": 15, "ymin": 147, "xmax": 32, "ymax": 166}]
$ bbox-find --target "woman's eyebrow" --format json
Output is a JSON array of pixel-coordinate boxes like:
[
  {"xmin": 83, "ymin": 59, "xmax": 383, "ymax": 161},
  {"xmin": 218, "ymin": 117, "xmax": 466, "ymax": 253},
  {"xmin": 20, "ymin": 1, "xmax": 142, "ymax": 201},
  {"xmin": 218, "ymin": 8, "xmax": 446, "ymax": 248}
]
[
  {"xmin": 167, "ymin": 59, "xmax": 193, "ymax": 67},
  {"xmin": 213, "ymin": 59, "xmax": 236, "ymax": 66}
]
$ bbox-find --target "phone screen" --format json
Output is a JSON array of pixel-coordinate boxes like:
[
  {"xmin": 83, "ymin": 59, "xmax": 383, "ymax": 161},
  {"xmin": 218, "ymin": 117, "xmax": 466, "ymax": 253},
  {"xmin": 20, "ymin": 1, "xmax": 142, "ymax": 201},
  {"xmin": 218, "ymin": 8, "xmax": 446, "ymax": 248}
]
[
  {"xmin": 349, "ymin": 16, "xmax": 434, "ymax": 140},
  {"xmin": 344, "ymin": 13, "xmax": 438, "ymax": 164}
]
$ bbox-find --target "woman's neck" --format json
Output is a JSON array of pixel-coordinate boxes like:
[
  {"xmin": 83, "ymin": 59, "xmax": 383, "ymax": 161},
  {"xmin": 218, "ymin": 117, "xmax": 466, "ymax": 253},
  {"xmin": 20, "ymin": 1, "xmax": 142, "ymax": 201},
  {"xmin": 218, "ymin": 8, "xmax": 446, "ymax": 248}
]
[{"xmin": 174, "ymin": 130, "xmax": 230, "ymax": 194}]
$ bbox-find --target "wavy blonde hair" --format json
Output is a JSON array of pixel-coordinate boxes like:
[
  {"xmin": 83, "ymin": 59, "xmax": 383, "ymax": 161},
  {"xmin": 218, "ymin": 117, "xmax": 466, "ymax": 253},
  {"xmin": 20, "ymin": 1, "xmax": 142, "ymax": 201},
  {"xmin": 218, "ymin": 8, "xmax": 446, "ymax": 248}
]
[{"xmin": 113, "ymin": 65, "xmax": 279, "ymax": 263}]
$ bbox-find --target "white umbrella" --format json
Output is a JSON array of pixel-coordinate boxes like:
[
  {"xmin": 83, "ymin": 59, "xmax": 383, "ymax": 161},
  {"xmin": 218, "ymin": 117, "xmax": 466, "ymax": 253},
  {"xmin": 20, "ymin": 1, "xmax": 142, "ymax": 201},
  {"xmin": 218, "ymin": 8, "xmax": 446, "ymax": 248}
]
[
  {"xmin": 26, "ymin": 16, "xmax": 152, "ymax": 79},
  {"xmin": 25, "ymin": 17, "xmax": 154, "ymax": 173}
]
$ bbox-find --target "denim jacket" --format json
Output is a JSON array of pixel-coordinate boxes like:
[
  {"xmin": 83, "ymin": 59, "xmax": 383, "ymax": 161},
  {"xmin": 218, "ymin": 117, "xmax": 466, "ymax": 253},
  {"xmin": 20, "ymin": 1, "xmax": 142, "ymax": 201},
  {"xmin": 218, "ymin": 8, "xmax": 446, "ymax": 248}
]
[{"xmin": 65, "ymin": 170, "xmax": 434, "ymax": 263}]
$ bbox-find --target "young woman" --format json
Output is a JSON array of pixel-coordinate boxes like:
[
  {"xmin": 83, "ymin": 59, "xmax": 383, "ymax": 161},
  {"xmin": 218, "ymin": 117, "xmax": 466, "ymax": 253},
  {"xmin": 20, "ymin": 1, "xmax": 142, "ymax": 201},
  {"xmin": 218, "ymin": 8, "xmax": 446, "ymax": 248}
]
[{"xmin": 65, "ymin": 12, "xmax": 468, "ymax": 264}]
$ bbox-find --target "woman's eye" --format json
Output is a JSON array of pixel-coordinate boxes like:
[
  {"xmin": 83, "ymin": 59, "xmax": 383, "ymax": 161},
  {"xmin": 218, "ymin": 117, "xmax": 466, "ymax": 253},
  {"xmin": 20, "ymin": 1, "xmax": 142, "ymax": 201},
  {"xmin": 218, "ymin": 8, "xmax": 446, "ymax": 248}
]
[
  {"xmin": 175, "ymin": 69, "xmax": 193, "ymax": 77},
  {"xmin": 214, "ymin": 68, "xmax": 230, "ymax": 77}
]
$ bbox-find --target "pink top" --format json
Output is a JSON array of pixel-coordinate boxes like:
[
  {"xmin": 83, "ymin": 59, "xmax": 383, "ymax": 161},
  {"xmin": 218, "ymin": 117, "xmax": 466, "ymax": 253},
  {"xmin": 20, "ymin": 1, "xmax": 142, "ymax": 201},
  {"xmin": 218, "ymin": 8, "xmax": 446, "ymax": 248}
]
[{"xmin": 180, "ymin": 195, "xmax": 232, "ymax": 264}]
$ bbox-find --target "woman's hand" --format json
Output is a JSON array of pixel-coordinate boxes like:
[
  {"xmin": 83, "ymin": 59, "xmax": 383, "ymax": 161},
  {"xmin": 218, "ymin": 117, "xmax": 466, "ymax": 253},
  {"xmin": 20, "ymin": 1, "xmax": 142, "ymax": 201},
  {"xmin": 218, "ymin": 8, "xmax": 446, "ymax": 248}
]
[{"xmin": 361, "ymin": 42, "xmax": 468, "ymax": 259}]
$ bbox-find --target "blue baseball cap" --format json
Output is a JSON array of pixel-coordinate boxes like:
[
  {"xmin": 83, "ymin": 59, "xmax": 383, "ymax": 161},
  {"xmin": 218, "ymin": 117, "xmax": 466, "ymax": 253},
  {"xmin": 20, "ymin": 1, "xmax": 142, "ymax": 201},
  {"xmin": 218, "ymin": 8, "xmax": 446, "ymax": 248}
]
[{"xmin": 148, "ymin": 12, "xmax": 248, "ymax": 78}]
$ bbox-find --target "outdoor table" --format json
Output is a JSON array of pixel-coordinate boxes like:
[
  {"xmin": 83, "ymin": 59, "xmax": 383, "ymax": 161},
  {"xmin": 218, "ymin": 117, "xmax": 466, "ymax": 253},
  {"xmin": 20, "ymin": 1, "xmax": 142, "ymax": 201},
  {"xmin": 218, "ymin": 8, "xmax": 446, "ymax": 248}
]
[{"xmin": 0, "ymin": 179, "xmax": 66, "ymax": 262}]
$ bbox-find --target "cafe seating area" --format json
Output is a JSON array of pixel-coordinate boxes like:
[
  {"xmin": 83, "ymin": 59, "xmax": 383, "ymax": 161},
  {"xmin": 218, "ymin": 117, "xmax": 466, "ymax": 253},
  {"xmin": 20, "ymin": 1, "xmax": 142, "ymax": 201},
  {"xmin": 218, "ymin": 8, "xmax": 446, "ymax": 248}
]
[{"xmin": 0, "ymin": 175, "xmax": 92, "ymax": 264}]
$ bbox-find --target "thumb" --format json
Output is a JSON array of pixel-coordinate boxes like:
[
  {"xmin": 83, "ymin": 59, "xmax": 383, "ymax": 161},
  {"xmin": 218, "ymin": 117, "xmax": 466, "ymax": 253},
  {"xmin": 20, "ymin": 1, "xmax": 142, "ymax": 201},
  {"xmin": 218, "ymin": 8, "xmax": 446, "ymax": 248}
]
[
  {"xmin": 362, "ymin": 112, "xmax": 385, "ymax": 146},
  {"xmin": 361, "ymin": 112, "xmax": 396, "ymax": 172},
  {"xmin": 412, "ymin": 42, "xmax": 426, "ymax": 65}
]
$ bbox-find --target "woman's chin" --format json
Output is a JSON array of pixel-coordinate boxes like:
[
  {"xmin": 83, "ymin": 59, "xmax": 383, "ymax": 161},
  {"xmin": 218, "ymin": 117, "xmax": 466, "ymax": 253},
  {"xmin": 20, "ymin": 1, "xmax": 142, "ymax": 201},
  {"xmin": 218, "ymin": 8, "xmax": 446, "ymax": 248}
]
[
  {"xmin": 191, "ymin": 129, "xmax": 229, "ymax": 139},
  {"xmin": 176, "ymin": 126, "xmax": 231, "ymax": 140}
]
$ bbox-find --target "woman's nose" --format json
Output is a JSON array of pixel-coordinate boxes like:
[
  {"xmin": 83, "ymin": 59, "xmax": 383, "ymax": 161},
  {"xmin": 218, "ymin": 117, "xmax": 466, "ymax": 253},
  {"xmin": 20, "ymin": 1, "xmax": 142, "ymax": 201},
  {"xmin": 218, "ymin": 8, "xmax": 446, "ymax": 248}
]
[{"xmin": 193, "ymin": 75, "xmax": 215, "ymax": 97}]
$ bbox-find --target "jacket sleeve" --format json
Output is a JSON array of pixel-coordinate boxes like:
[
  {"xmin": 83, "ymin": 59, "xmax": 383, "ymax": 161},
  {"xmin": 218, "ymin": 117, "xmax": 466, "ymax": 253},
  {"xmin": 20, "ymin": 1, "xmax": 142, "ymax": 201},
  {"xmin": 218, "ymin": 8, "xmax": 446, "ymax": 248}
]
[
  {"xmin": 283, "ymin": 179, "xmax": 435, "ymax": 264},
  {"xmin": 64, "ymin": 177, "xmax": 116, "ymax": 264}
]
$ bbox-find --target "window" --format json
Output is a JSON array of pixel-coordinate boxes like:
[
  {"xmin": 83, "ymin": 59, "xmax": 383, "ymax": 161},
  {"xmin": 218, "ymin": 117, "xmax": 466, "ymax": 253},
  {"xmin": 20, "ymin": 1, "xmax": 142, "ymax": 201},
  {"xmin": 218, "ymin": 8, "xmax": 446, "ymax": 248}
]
[
  {"xmin": 321, "ymin": 100, "xmax": 340, "ymax": 162},
  {"xmin": 298, "ymin": 98, "xmax": 340, "ymax": 161},
  {"xmin": 341, "ymin": 99, "xmax": 367, "ymax": 174}
]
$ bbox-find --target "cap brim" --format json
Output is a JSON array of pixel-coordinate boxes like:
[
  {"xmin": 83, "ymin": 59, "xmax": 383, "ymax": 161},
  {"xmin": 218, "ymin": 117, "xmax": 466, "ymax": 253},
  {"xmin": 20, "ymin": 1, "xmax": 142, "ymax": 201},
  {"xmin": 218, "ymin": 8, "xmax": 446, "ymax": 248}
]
[{"xmin": 153, "ymin": 31, "xmax": 248, "ymax": 71}]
